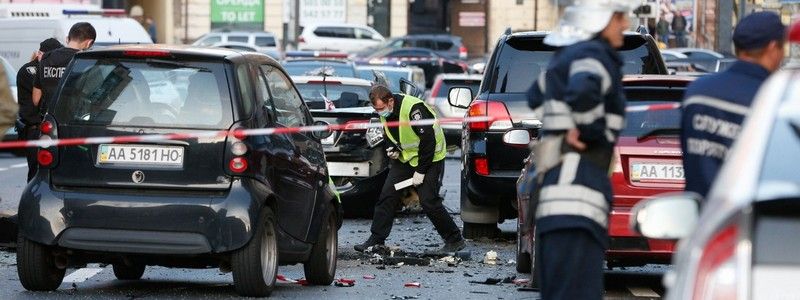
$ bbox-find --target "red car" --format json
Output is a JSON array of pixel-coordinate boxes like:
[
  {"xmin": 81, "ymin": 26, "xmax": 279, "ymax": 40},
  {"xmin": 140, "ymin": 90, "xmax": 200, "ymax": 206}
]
[{"xmin": 514, "ymin": 75, "xmax": 694, "ymax": 282}]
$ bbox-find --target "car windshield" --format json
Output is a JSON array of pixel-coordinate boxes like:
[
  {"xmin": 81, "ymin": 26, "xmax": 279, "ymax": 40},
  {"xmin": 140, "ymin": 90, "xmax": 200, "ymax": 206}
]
[
  {"xmin": 436, "ymin": 79, "xmax": 481, "ymax": 98},
  {"xmin": 283, "ymin": 61, "xmax": 356, "ymax": 77},
  {"xmin": 54, "ymin": 58, "xmax": 233, "ymax": 129},
  {"xmin": 489, "ymin": 36, "xmax": 664, "ymax": 94},
  {"xmin": 621, "ymin": 87, "xmax": 683, "ymax": 137},
  {"xmin": 295, "ymin": 82, "xmax": 370, "ymax": 109},
  {"xmin": 356, "ymin": 68, "xmax": 410, "ymax": 91}
]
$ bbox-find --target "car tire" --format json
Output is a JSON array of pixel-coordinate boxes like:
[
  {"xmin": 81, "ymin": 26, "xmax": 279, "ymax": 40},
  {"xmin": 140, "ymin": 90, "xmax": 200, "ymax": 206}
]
[
  {"xmin": 17, "ymin": 235, "xmax": 65, "ymax": 291},
  {"xmin": 232, "ymin": 207, "xmax": 279, "ymax": 297},
  {"xmin": 303, "ymin": 207, "xmax": 338, "ymax": 285},
  {"xmin": 112, "ymin": 263, "xmax": 145, "ymax": 280},
  {"xmin": 516, "ymin": 219, "xmax": 532, "ymax": 274},
  {"xmin": 463, "ymin": 222, "xmax": 499, "ymax": 239}
]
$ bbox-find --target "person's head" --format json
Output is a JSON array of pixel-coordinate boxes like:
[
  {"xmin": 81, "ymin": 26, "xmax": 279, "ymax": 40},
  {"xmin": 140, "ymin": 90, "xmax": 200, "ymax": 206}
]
[
  {"xmin": 543, "ymin": 0, "xmax": 633, "ymax": 48},
  {"xmin": 732, "ymin": 12, "xmax": 786, "ymax": 72},
  {"xmin": 600, "ymin": 12, "xmax": 630, "ymax": 48},
  {"xmin": 369, "ymin": 84, "xmax": 394, "ymax": 118},
  {"xmin": 129, "ymin": 5, "xmax": 144, "ymax": 22},
  {"xmin": 66, "ymin": 22, "xmax": 96, "ymax": 50},
  {"xmin": 32, "ymin": 38, "xmax": 62, "ymax": 62}
]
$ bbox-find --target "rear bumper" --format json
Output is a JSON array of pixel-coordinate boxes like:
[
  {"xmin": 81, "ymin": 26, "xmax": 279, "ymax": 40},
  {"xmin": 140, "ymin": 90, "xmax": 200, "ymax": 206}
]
[
  {"xmin": 18, "ymin": 174, "xmax": 282, "ymax": 255},
  {"xmin": 461, "ymin": 171, "xmax": 519, "ymax": 223},
  {"xmin": 606, "ymin": 206, "xmax": 675, "ymax": 264}
]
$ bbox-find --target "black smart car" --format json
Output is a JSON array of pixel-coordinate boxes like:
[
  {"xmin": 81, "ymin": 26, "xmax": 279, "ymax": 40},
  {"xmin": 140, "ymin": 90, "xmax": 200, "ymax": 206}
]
[{"xmin": 17, "ymin": 45, "xmax": 341, "ymax": 297}]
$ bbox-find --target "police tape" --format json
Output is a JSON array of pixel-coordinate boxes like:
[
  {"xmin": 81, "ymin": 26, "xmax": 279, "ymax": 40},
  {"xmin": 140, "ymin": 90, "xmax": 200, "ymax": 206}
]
[{"xmin": 0, "ymin": 103, "xmax": 679, "ymax": 150}]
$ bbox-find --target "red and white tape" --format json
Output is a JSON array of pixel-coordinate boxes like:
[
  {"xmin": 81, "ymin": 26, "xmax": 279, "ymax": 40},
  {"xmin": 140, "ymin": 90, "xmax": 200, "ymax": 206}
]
[{"xmin": 625, "ymin": 102, "xmax": 680, "ymax": 112}]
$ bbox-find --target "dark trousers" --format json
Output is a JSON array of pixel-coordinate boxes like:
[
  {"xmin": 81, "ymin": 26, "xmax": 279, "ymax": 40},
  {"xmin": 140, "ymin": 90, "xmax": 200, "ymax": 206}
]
[
  {"xmin": 536, "ymin": 228, "xmax": 604, "ymax": 300},
  {"xmin": 19, "ymin": 126, "xmax": 39, "ymax": 181},
  {"xmin": 370, "ymin": 160, "xmax": 461, "ymax": 243}
]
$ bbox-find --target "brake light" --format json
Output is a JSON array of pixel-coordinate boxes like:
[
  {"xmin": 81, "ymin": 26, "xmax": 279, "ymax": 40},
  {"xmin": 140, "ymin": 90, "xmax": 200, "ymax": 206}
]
[
  {"xmin": 229, "ymin": 157, "xmax": 248, "ymax": 173},
  {"xmin": 467, "ymin": 100, "xmax": 512, "ymax": 132},
  {"xmin": 344, "ymin": 120, "xmax": 369, "ymax": 132},
  {"xmin": 693, "ymin": 225, "xmax": 739, "ymax": 300},
  {"xmin": 123, "ymin": 50, "xmax": 171, "ymax": 58},
  {"xmin": 474, "ymin": 157, "xmax": 489, "ymax": 176},
  {"xmin": 40, "ymin": 120, "xmax": 53, "ymax": 135},
  {"xmin": 38, "ymin": 149, "xmax": 53, "ymax": 167},
  {"xmin": 298, "ymin": 36, "xmax": 306, "ymax": 44},
  {"xmin": 459, "ymin": 45, "xmax": 468, "ymax": 59}
]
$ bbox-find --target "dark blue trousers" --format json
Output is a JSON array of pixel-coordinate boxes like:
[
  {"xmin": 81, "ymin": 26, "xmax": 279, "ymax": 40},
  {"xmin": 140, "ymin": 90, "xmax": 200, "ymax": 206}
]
[{"xmin": 536, "ymin": 228, "xmax": 605, "ymax": 300}]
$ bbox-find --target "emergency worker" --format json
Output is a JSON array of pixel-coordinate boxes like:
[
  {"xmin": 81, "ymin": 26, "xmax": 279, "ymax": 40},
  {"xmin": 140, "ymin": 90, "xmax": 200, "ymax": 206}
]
[
  {"xmin": 526, "ymin": 1, "xmax": 635, "ymax": 298},
  {"xmin": 681, "ymin": 12, "xmax": 786, "ymax": 198},
  {"xmin": 33, "ymin": 22, "xmax": 96, "ymax": 115},
  {"xmin": 17, "ymin": 38, "xmax": 62, "ymax": 181},
  {"xmin": 354, "ymin": 84, "xmax": 465, "ymax": 254}
]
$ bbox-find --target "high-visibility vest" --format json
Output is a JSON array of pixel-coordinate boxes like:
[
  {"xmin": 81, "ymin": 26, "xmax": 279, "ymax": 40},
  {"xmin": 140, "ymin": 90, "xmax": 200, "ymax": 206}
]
[{"xmin": 380, "ymin": 95, "xmax": 447, "ymax": 167}]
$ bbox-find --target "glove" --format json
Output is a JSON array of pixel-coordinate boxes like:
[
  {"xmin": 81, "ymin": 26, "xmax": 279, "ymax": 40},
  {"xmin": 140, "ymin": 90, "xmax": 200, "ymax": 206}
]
[
  {"xmin": 412, "ymin": 172, "xmax": 425, "ymax": 186},
  {"xmin": 386, "ymin": 147, "xmax": 400, "ymax": 160}
]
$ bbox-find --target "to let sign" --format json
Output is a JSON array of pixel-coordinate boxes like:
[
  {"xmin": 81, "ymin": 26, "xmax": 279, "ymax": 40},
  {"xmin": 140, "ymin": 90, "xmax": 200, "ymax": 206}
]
[
  {"xmin": 300, "ymin": 0, "xmax": 347, "ymax": 26},
  {"xmin": 211, "ymin": 0, "xmax": 264, "ymax": 30},
  {"xmin": 459, "ymin": 12, "xmax": 485, "ymax": 27}
]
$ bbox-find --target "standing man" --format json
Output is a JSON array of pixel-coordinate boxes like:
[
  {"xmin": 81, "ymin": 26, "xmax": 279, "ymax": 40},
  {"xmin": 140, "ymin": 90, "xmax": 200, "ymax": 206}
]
[
  {"xmin": 17, "ymin": 38, "xmax": 62, "ymax": 181},
  {"xmin": 354, "ymin": 84, "xmax": 465, "ymax": 254},
  {"xmin": 526, "ymin": 1, "xmax": 633, "ymax": 299},
  {"xmin": 681, "ymin": 12, "xmax": 786, "ymax": 198},
  {"xmin": 656, "ymin": 14, "xmax": 671, "ymax": 46},
  {"xmin": 33, "ymin": 22, "xmax": 95, "ymax": 116},
  {"xmin": 671, "ymin": 10, "xmax": 688, "ymax": 47}
]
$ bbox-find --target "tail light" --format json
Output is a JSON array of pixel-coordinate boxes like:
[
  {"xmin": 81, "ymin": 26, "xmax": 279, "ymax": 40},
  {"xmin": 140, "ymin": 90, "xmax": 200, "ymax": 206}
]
[
  {"xmin": 123, "ymin": 50, "xmax": 171, "ymax": 58},
  {"xmin": 38, "ymin": 117, "xmax": 58, "ymax": 168},
  {"xmin": 229, "ymin": 157, "xmax": 248, "ymax": 173},
  {"xmin": 227, "ymin": 128, "xmax": 250, "ymax": 174},
  {"xmin": 693, "ymin": 225, "xmax": 739, "ymax": 300},
  {"xmin": 467, "ymin": 100, "xmax": 512, "ymax": 132},
  {"xmin": 474, "ymin": 157, "xmax": 489, "ymax": 176},
  {"xmin": 40, "ymin": 120, "xmax": 54, "ymax": 135},
  {"xmin": 298, "ymin": 36, "xmax": 306, "ymax": 44},
  {"xmin": 459, "ymin": 45, "xmax": 468, "ymax": 59},
  {"xmin": 37, "ymin": 149, "xmax": 54, "ymax": 167}
]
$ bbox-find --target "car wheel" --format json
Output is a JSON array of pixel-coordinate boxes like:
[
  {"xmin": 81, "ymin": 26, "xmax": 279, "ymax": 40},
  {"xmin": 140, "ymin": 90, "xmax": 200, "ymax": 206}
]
[
  {"xmin": 303, "ymin": 207, "xmax": 338, "ymax": 285},
  {"xmin": 17, "ymin": 235, "xmax": 65, "ymax": 291},
  {"xmin": 463, "ymin": 222, "xmax": 499, "ymax": 239},
  {"xmin": 516, "ymin": 219, "xmax": 532, "ymax": 273},
  {"xmin": 232, "ymin": 207, "xmax": 279, "ymax": 297},
  {"xmin": 112, "ymin": 263, "xmax": 145, "ymax": 280}
]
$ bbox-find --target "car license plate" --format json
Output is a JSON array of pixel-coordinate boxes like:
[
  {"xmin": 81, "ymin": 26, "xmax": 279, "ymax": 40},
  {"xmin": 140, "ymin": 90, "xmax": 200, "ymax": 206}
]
[
  {"xmin": 630, "ymin": 163, "xmax": 684, "ymax": 182},
  {"xmin": 97, "ymin": 144, "xmax": 184, "ymax": 168},
  {"xmin": 328, "ymin": 161, "xmax": 370, "ymax": 177}
]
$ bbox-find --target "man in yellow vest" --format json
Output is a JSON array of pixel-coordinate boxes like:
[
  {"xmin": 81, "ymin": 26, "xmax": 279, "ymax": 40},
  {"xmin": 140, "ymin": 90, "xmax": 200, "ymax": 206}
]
[{"xmin": 354, "ymin": 84, "xmax": 466, "ymax": 253}]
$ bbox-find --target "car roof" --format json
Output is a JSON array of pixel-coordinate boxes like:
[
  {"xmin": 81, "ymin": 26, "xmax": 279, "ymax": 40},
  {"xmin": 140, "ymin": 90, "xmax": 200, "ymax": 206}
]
[
  {"xmin": 284, "ymin": 59, "xmax": 352, "ymax": 64},
  {"xmin": 212, "ymin": 41, "xmax": 258, "ymax": 49},
  {"xmin": 404, "ymin": 34, "xmax": 461, "ymax": 40},
  {"xmin": 290, "ymin": 76, "xmax": 373, "ymax": 86},
  {"xmin": 508, "ymin": 31, "xmax": 648, "ymax": 39},
  {"xmin": 435, "ymin": 73, "xmax": 483, "ymax": 81},
  {"xmin": 357, "ymin": 65, "xmax": 413, "ymax": 72},
  {"xmin": 206, "ymin": 30, "xmax": 275, "ymax": 36}
]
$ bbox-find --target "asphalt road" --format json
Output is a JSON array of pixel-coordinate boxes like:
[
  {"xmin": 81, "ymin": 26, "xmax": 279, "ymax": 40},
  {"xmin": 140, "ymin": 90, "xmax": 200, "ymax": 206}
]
[{"xmin": 0, "ymin": 153, "xmax": 669, "ymax": 299}]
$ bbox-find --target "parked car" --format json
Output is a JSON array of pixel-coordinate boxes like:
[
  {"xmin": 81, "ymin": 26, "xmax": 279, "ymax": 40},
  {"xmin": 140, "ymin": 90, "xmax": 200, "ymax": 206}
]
[
  {"xmin": 16, "ymin": 45, "xmax": 341, "ymax": 297},
  {"xmin": 427, "ymin": 73, "xmax": 482, "ymax": 147},
  {"xmin": 359, "ymin": 47, "xmax": 467, "ymax": 88},
  {"xmin": 282, "ymin": 58, "xmax": 358, "ymax": 78},
  {"xmin": 660, "ymin": 49, "xmax": 689, "ymax": 61},
  {"xmin": 631, "ymin": 69, "xmax": 800, "ymax": 300},
  {"xmin": 355, "ymin": 65, "xmax": 426, "ymax": 92},
  {"xmin": 193, "ymin": 30, "xmax": 282, "ymax": 59},
  {"xmin": 514, "ymin": 75, "xmax": 693, "ymax": 284},
  {"xmin": 353, "ymin": 34, "xmax": 468, "ymax": 60},
  {"xmin": 211, "ymin": 41, "xmax": 281, "ymax": 60},
  {"xmin": 292, "ymin": 75, "xmax": 388, "ymax": 218},
  {"xmin": 448, "ymin": 30, "xmax": 667, "ymax": 238},
  {"xmin": 298, "ymin": 23, "xmax": 385, "ymax": 53},
  {"xmin": 666, "ymin": 48, "xmax": 730, "ymax": 73}
]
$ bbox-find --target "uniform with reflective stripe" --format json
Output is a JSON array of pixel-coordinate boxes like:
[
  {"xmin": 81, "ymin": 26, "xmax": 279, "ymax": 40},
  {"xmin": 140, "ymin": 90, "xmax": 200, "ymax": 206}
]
[
  {"xmin": 380, "ymin": 94, "xmax": 447, "ymax": 168},
  {"xmin": 526, "ymin": 37, "xmax": 625, "ymax": 244},
  {"xmin": 680, "ymin": 60, "xmax": 768, "ymax": 197}
]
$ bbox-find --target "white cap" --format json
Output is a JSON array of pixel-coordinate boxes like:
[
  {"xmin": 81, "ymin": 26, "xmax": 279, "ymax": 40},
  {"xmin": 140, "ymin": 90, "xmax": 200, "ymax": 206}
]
[
  {"xmin": 129, "ymin": 5, "xmax": 143, "ymax": 17},
  {"xmin": 544, "ymin": 0, "xmax": 639, "ymax": 47}
]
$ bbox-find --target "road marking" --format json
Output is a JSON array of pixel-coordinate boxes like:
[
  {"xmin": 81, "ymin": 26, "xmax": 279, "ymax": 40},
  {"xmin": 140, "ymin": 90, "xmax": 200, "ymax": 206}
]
[
  {"xmin": 10, "ymin": 163, "xmax": 26, "ymax": 168},
  {"xmin": 63, "ymin": 267, "xmax": 104, "ymax": 283},
  {"xmin": 628, "ymin": 286, "xmax": 661, "ymax": 298}
]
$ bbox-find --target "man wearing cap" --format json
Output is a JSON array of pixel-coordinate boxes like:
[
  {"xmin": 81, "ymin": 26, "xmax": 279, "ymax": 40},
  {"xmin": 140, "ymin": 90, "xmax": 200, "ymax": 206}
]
[
  {"xmin": 526, "ymin": 0, "xmax": 635, "ymax": 298},
  {"xmin": 17, "ymin": 38, "xmax": 62, "ymax": 181},
  {"xmin": 681, "ymin": 12, "xmax": 786, "ymax": 198}
]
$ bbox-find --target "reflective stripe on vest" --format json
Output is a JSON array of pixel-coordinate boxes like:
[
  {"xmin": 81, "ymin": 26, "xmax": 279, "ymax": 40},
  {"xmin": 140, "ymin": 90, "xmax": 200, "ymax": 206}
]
[
  {"xmin": 381, "ymin": 95, "xmax": 447, "ymax": 167},
  {"xmin": 535, "ymin": 184, "xmax": 609, "ymax": 228}
]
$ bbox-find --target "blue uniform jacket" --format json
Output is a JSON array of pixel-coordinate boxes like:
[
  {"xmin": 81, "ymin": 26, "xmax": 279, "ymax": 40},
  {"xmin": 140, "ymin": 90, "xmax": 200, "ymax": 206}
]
[{"xmin": 680, "ymin": 61, "xmax": 768, "ymax": 197}]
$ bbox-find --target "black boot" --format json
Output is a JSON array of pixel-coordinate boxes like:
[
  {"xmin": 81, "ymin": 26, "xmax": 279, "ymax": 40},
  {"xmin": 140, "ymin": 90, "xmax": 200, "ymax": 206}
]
[
  {"xmin": 354, "ymin": 236, "xmax": 385, "ymax": 252},
  {"xmin": 439, "ymin": 239, "xmax": 466, "ymax": 253}
]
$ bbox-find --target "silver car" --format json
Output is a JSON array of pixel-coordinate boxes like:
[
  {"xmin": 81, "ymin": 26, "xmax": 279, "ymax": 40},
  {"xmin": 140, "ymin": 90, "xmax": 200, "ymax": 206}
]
[
  {"xmin": 426, "ymin": 73, "xmax": 482, "ymax": 146},
  {"xmin": 631, "ymin": 69, "xmax": 800, "ymax": 299},
  {"xmin": 193, "ymin": 31, "xmax": 282, "ymax": 59}
]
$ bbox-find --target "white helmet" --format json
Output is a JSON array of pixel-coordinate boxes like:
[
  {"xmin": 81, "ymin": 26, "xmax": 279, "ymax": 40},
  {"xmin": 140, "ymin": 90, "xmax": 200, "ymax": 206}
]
[{"xmin": 544, "ymin": 0, "xmax": 639, "ymax": 47}]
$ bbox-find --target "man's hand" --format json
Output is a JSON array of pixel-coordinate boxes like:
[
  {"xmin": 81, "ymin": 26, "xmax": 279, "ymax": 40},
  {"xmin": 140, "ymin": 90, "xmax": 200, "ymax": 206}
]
[
  {"xmin": 565, "ymin": 128, "xmax": 586, "ymax": 151},
  {"xmin": 386, "ymin": 147, "xmax": 400, "ymax": 160},
  {"xmin": 412, "ymin": 172, "xmax": 425, "ymax": 186}
]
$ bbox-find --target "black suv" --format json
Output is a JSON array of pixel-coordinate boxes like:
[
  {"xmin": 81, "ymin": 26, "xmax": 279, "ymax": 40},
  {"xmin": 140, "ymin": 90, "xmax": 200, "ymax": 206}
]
[
  {"xmin": 449, "ymin": 31, "xmax": 667, "ymax": 238},
  {"xmin": 17, "ymin": 45, "xmax": 341, "ymax": 297}
]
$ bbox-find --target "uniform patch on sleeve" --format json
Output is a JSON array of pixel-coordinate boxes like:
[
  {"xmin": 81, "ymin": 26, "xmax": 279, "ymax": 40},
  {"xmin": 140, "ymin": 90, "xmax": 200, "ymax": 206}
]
[
  {"xmin": 411, "ymin": 109, "xmax": 422, "ymax": 120},
  {"xmin": 26, "ymin": 66, "xmax": 36, "ymax": 75}
]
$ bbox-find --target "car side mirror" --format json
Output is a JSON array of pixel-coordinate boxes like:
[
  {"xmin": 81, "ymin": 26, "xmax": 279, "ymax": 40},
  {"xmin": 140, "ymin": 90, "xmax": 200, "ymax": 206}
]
[
  {"xmin": 630, "ymin": 192, "xmax": 702, "ymax": 240},
  {"xmin": 447, "ymin": 87, "xmax": 472, "ymax": 109},
  {"xmin": 502, "ymin": 129, "xmax": 531, "ymax": 147}
]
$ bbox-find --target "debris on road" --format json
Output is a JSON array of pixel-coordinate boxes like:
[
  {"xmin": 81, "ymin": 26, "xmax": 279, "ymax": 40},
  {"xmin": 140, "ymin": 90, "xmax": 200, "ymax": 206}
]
[
  {"xmin": 334, "ymin": 278, "xmax": 356, "ymax": 287},
  {"xmin": 463, "ymin": 272, "xmax": 474, "ymax": 277},
  {"xmin": 469, "ymin": 277, "xmax": 502, "ymax": 285},
  {"xmin": 483, "ymin": 250, "xmax": 498, "ymax": 265},
  {"xmin": 404, "ymin": 282, "xmax": 421, "ymax": 288},
  {"xmin": 363, "ymin": 274, "xmax": 376, "ymax": 279},
  {"xmin": 470, "ymin": 291, "xmax": 490, "ymax": 294},
  {"xmin": 512, "ymin": 278, "xmax": 530, "ymax": 286}
]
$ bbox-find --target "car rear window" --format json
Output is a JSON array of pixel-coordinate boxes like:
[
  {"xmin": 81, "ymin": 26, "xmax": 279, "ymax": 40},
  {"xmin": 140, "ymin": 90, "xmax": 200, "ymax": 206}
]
[
  {"xmin": 295, "ymin": 82, "xmax": 370, "ymax": 109},
  {"xmin": 255, "ymin": 36, "xmax": 276, "ymax": 47},
  {"xmin": 227, "ymin": 35, "xmax": 248, "ymax": 43},
  {"xmin": 489, "ymin": 36, "xmax": 664, "ymax": 95},
  {"xmin": 283, "ymin": 61, "xmax": 356, "ymax": 77},
  {"xmin": 436, "ymin": 79, "xmax": 480, "ymax": 98},
  {"xmin": 54, "ymin": 58, "xmax": 233, "ymax": 129},
  {"xmin": 620, "ymin": 87, "xmax": 683, "ymax": 137}
]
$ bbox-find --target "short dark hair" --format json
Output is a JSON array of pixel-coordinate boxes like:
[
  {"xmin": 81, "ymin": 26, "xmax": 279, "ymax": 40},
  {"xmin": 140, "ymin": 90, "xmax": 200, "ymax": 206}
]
[
  {"xmin": 68, "ymin": 22, "xmax": 96, "ymax": 43},
  {"xmin": 369, "ymin": 84, "xmax": 393, "ymax": 105}
]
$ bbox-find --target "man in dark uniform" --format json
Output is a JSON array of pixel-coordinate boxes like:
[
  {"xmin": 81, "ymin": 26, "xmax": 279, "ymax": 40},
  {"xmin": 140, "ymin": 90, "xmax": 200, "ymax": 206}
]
[
  {"xmin": 681, "ymin": 12, "xmax": 786, "ymax": 198},
  {"xmin": 33, "ymin": 22, "xmax": 95, "ymax": 114},
  {"xmin": 16, "ymin": 38, "xmax": 63, "ymax": 181},
  {"xmin": 354, "ymin": 84, "xmax": 466, "ymax": 253},
  {"xmin": 526, "ymin": 1, "xmax": 633, "ymax": 299}
]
